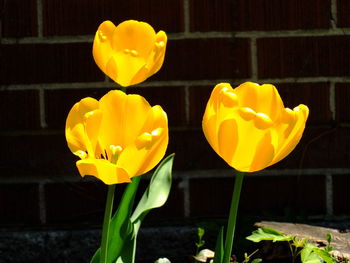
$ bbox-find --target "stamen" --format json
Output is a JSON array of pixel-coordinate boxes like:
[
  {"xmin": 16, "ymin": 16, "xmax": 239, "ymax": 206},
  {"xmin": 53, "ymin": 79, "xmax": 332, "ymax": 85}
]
[{"xmin": 109, "ymin": 145, "xmax": 123, "ymax": 164}]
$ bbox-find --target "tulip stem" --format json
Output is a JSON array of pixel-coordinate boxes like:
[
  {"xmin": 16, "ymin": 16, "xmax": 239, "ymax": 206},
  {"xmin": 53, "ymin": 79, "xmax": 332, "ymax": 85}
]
[
  {"xmin": 223, "ymin": 171, "xmax": 245, "ymax": 263},
  {"xmin": 100, "ymin": 184, "xmax": 116, "ymax": 263}
]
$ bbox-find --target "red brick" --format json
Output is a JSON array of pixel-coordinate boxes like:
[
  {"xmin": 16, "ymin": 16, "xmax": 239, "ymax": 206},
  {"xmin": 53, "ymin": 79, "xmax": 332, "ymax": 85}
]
[
  {"xmin": 154, "ymin": 38, "xmax": 251, "ymax": 81},
  {"xmin": 277, "ymin": 82, "xmax": 332, "ymax": 124},
  {"xmin": 335, "ymin": 83, "xmax": 350, "ymax": 123},
  {"xmin": 1, "ymin": 0, "xmax": 38, "ymax": 37},
  {"xmin": 190, "ymin": 0, "xmax": 330, "ymax": 31},
  {"xmin": 257, "ymin": 36, "xmax": 350, "ymax": 78},
  {"xmin": 189, "ymin": 175, "xmax": 326, "ymax": 217},
  {"xmin": 188, "ymin": 86, "xmax": 212, "ymax": 126},
  {"xmin": 296, "ymin": 127, "xmax": 350, "ymax": 169},
  {"xmin": 337, "ymin": 0, "xmax": 350, "ymax": 27},
  {"xmin": 42, "ymin": 0, "xmax": 184, "ymax": 36},
  {"xmin": 333, "ymin": 175, "xmax": 350, "ymax": 214},
  {"xmin": 0, "ymin": 90, "xmax": 41, "ymax": 130},
  {"xmin": 0, "ymin": 183, "xmax": 40, "ymax": 226},
  {"xmin": 0, "ymin": 134, "xmax": 75, "ymax": 178},
  {"xmin": 167, "ymin": 130, "xmax": 228, "ymax": 170},
  {"xmin": 131, "ymin": 86, "xmax": 187, "ymax": 127},
  {"xmin": 45, "ymin": 182, "xmax": 106, "ymax": 224},
  {"xmin": 0, "ymin": 43, "xmax": 104, "ymax": 85},
  {"xmin": 240, "ymin": 175, "xmax": 326, "ymax": 215}
]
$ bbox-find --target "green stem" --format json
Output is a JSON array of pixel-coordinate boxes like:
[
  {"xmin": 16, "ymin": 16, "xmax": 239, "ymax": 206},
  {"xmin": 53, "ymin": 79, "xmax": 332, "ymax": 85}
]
[
  {"xmin": 100, "ymin": 184, "xmax": 116, "ymax": 263},
  {"xmin": 223, "ymin": 171, "xmax": 245, "ymax": 263}
]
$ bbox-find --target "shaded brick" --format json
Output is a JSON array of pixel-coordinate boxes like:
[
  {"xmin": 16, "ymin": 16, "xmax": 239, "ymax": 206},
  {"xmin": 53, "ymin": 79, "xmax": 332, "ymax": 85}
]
[
  {"xmin": 0, "ymin": 134, "xmax": 76, "ymax": 178},
  {"xmin": 132, "ymin": 86, "xmax": 187, "ymax": 127},
  {"xmin": 277, "ymin": 82, "xmax": 332, "ymax": 124},
  {"xmin": 0, "ymin": 43, "xmax": 104, "ymax": 85},
  {"xmin": 296, "ymin": 127, "xmax": 350, "ymax": 169},
  {"xmin": 1, "ymin": 0, "xmax": 38, "ymax": 37},
  {"xmin": 189, "ymin": 175, "xmax": 326, "ymax": 217},
  {"xmin": 45, "ymin": 182, "xmax": 106, "ymax": 224},
  {"xmin": 240, "ymin": 175, "xmax": 326, "ymax": 216},
  {"xmin": 0, "ymin": 90, "xmax": 41, "ymax": 130},
  {"xmin": 43, "ymin": 0, "xmax": 184, "ymax": 36},
  {"xmin": 333, "ymin": 174, "xmax": 350, "ymax": 214},
  {"xmin": 337, "ymin": 0, "xmax": 350, "ymax": 27},
  {"xmin": 188, "ymin": 86, "xmax": 212, "ymax": 126},
  {"xmin": 167, "ymin": 129, "xmax": 228, "ymax": 170},
  {"xmin": 154, "ymin": 38, "xmax": 251, "ymax": 81},
  {"xmin": 0, "ymin": 183, "xmax": 40, "ymax": 226},
  {"xmin": 335, "ymin": 83, "xmax": 350, "ymax": 123},
  {"xmin": 190, "ymin": 0, "xmax": 331, "ymax": 31},
  {"xmin": 257, "ymin": 36, "xmax": 350, "ymax": 78}
]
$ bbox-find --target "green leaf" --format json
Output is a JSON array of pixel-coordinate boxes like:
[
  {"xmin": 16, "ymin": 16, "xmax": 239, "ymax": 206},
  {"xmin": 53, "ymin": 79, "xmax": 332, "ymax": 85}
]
[
  {"xmin": 300, "ymin": 246, "xmax": 322, "ymax": 263},
  {"xmin": 251, "ymin": 259, "xmax": 262, "ymax": 263},
  {"xmin": 246, "ymin": 227, "xmax": 293, "ymax": 243},
  {"xmin": 130, "ymin": 154, "xmax": 174, "ymax": 226},
  {"xmin": 213, "ymin": 227, "xmax": 224, "ymax": 263},
  {"xmin": 89, "ymin": 176, "xmax": 141, "ymax": 263},
  {"xmin": 117, "ymin": 154, "xmax": 175, "ymax": 263},
  {"xmin": 311, "ymin": 247, "xmax": 336, "ymax": 263}
]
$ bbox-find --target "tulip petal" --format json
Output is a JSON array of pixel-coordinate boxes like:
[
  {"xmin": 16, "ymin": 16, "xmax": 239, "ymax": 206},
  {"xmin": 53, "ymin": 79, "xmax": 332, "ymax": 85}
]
[
  {"xmin": 118, "ymin": 105, "xmax": 169, "ymax": 177},
  {"xmin": 93, "ymin": 20, "xmax": 116, "ymax": 76},
  {"xmin": 249, "ymin": 131, "xmax": 275, "ymax": 172},
  {"xmin": 98, "ymin": 90, "xmax": 151, "ymax": 149},
  {"xmin": 234, "ymin": 82, "xmax": 285, "ymax": 122},
  {"xmin": 77, "ymin": 159, "xmax": 131, "ymax": 185},
  {"xmin": 217, "ymin": 118, "xmax": 238, "ymax": 165},
  {"xmin": 113, "ymin": 20, "xmax": 156, "ymax": 59},
  {"xmin": 65, "ymin": 98, "xmax": 99, "ymax": 154},
  {"xmin": 272, "ymin": 104, "xmax": 309, "ymax": 165}
]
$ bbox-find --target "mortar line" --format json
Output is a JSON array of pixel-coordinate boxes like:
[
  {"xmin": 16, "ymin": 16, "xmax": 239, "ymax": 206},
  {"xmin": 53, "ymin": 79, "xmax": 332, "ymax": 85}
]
[
  {"xmin": 38, "ymin": 182, "xmax": 47, "ymax": 224},
  {"xmin": 331, "ymin": 0, "xmax": 338, "ymax": 29},
  {"xmin": 250, "ymin": 37, "xmax": 258, "ymax": 81},
  {"xmin": 39, "ymin": 89, "xmax": 47, "ymax": 128},
  {"xmin": 329, "ymin": 82, "xmax": 336, "ymax": 120},
  {"xmin": 183, "ymin": 0, "xmax": 190, "ymax": 35},
  {"xmin": 3, "ymin": 28, "xmax": 350, "ymax": 44},
  {"xmin": 36, "ymin": 0, "xmax": 43, "ymax": 38},
  {"xmin": 325, "ymin": 173, "xmax": 334, "ymax": 217},
  {"xmin": 4, "ymin": 76, "xmax": 350, "ymax": 91},
  {"xmin": 182, "ymin": 178, "xmax": 190, "ymax": 218}
]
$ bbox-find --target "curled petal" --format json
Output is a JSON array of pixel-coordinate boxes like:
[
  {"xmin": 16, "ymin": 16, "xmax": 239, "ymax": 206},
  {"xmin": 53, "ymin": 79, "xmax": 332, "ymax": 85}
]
[
  {"xmin": 77, "ymin": 159, "xmax": 131, "ymax": 185},
  {"xmin": 65, "ymin": 97, "xmax": 99, "ymax": 154}
]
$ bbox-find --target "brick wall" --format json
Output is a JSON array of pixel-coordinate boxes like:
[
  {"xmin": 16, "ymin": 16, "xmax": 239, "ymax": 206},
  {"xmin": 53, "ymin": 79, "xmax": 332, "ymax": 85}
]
[{"xmin": 1, "ymin": 0, "xmax": 350, "ymax": 229}]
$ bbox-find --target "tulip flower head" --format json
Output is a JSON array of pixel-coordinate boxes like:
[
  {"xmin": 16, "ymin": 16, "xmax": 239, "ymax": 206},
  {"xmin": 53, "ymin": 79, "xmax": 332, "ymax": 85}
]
[
  {"xmin": 93, "ymin": 20, "xmax": 167, "ymax": 87},
  {"xmin": 65, "ymin": 90, "xmax": 168, "ymax": 185},
  {"xmin": 202, "ymin": 82, "xmax": 309, "ymax": 172}
]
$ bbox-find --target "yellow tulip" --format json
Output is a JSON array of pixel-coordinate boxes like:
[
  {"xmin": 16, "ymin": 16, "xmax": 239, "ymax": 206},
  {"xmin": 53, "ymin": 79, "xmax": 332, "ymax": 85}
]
[
  {"xmin": 93, "ymin": 20, "xmax": 167, "ymax": 87},
  {"xmin": 65, "ymin": 90, "xmax": 169, "ymax": 185},
  {"xmin": 202, "ymin": 82, "xmax": 309, "ymax": 172}
]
